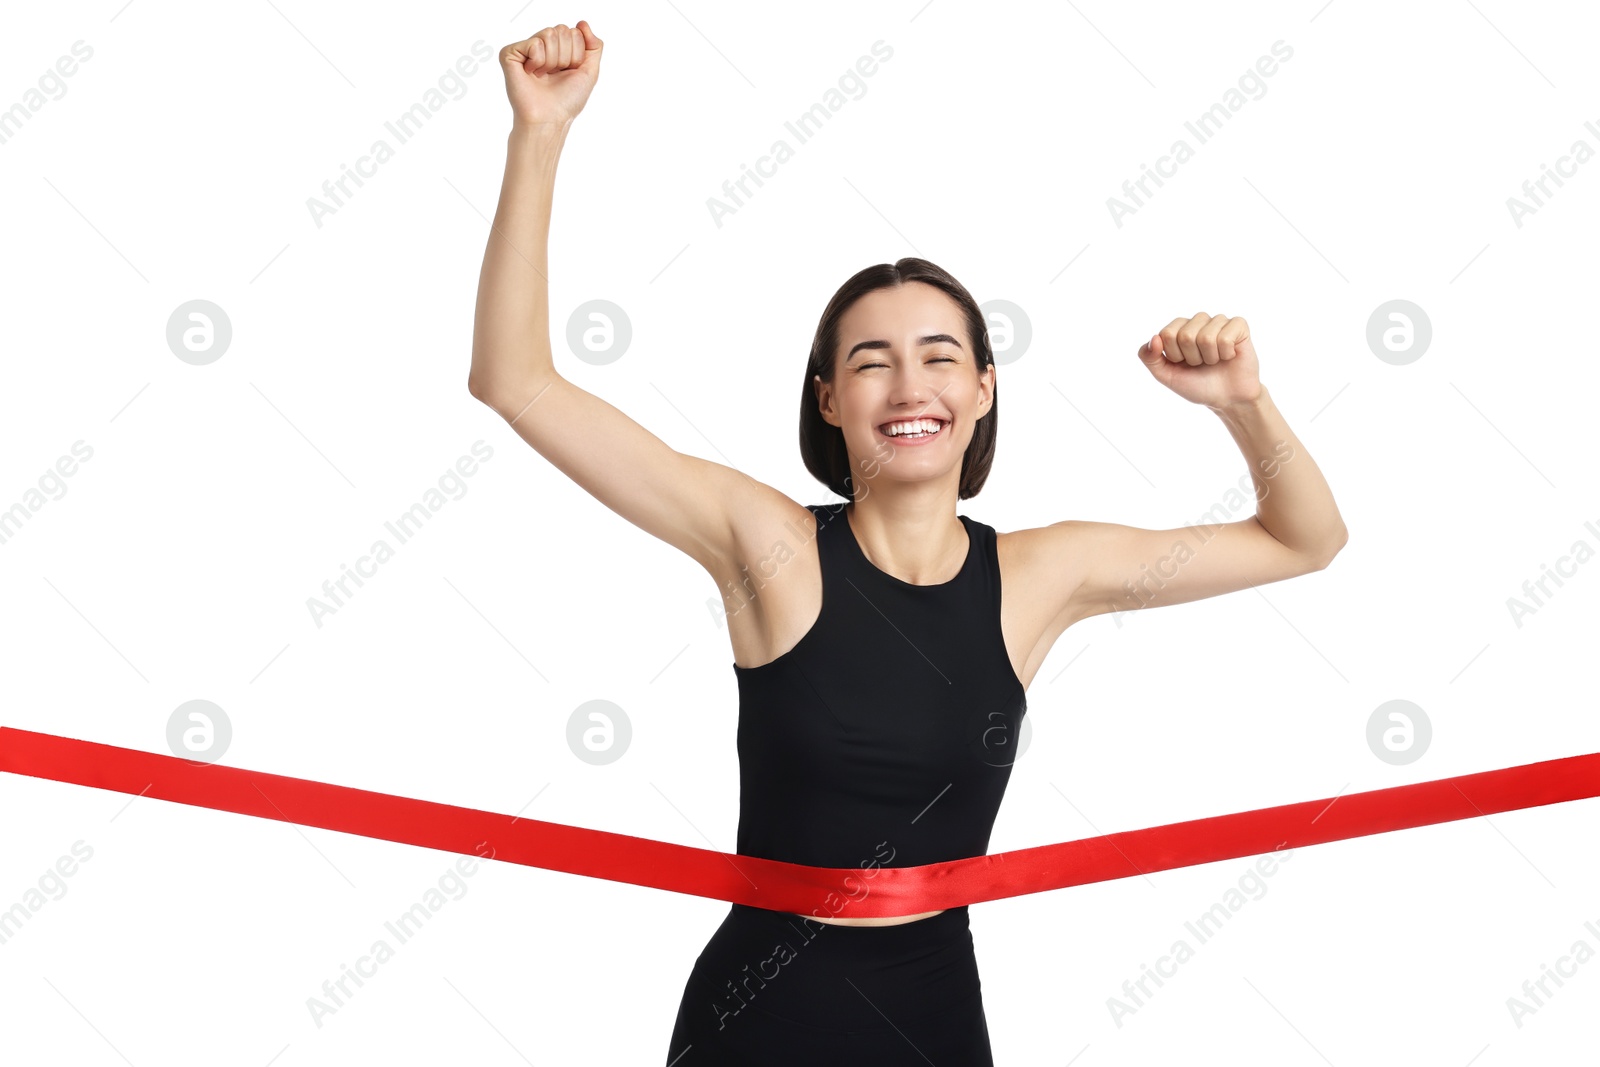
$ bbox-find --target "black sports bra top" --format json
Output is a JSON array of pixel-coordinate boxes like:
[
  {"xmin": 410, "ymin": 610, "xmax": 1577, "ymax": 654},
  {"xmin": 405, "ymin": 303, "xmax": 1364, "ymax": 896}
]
[{"xmin": 732, "ymin": 502, "xmax": 1028, "ymax": 871}]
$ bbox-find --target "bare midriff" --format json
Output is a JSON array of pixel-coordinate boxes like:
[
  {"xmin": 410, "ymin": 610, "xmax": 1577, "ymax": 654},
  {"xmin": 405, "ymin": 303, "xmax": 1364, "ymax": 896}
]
[{"xmin": 794, "ymin": 908, "xmax": 945, "ymax": 927}]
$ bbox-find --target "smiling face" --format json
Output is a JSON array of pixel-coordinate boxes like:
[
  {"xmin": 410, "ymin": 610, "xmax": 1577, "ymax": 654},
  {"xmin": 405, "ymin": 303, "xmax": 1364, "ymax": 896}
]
[{"xmin": 813, "ymin": 281, "xmax": 994, "ymax": 495}]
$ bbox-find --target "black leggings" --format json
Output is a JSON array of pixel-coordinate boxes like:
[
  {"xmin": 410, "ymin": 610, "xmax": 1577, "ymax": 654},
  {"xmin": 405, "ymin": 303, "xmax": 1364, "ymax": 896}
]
[{"xmin": 665, "ymin": 903, "xmax": 992, "ymax": 1065}]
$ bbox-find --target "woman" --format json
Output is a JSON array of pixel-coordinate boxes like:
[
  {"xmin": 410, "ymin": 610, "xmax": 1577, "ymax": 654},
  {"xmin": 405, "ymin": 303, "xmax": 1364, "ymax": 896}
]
[{"xmin": 469, "ymin": 22, "xmax": 1349, "ymax": 1064}]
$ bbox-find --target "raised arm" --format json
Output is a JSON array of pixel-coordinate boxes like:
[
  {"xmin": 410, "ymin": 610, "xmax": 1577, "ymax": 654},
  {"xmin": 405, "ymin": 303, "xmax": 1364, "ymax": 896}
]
[
  {"xmin": 1029, "ymin": 313, "xmax": 1349, "ymax": 630},
  {"xmin": 467, "ymin": 22, "xmax": 788, "ymax": 575}
]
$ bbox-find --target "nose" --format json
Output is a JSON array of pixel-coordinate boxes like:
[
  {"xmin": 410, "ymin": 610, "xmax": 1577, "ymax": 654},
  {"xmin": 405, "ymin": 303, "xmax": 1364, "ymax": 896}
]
[{"xmin": 890, "ymin": 372, "xmax": 950, "ymax": 413}]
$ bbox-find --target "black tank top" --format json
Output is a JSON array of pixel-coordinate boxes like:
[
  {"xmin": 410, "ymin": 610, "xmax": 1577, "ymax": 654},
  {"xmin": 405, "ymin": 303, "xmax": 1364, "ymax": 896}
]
[{"xmin": 733, "ymin": 502, "xmax": 1028, "ymax": 871}]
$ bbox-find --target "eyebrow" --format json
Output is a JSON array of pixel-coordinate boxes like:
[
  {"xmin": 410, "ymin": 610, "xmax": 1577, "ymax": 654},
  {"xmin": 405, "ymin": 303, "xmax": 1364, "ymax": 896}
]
[{"xmin": 845, "ymin": 333, "xmax": 965, "ymax": 362}]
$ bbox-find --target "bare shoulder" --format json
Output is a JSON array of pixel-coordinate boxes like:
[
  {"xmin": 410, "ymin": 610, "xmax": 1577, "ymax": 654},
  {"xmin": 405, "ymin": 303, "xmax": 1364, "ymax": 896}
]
[
  {"xmin": 700, "ymin": 474, "xmax": 823, "ymax": 669},
  {"xmin": 992, "ymin": 521, "xmax": 1091, "ymax": 666},
  {"xmin": 993, "ymin": 520, "xmax": 1073, "ymax": 568},
  {"xmin": 713, "ymin": 473, "xmax": 818, "ymax": 578},
  {"xmin": 993, "ymin": 520, "xmax": 1088, "ymax": 609},
  {"xmin": 671, "ymin": 458, "xmax": 809, "ymax": 574}
]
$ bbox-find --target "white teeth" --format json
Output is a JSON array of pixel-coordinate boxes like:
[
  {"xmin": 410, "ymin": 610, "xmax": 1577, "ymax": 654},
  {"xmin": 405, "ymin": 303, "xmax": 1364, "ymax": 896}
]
[{"xmin": 882, "ymin": 419, "xmax": 944, "ymax": 437}]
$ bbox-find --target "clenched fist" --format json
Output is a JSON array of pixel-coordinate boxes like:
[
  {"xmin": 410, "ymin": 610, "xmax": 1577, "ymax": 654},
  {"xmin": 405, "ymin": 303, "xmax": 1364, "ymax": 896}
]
[
  {"xmin": 500, "ymin": 20, "xmax": 604, "ymax": 128},
  {"xmin": 1137, "ymin": 313, "xmax": 1263, "ymax": 410}
]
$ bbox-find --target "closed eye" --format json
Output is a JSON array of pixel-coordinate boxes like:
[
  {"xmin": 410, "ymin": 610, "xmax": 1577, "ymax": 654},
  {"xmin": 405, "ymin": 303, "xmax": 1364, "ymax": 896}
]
[{"xmin": 859, "ymin": 356, "xmax": 957, "ymax": 369}]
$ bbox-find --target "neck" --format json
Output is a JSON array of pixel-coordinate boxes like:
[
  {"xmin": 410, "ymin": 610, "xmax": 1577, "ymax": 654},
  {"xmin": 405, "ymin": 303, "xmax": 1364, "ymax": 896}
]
[{"xmin": 846, "ymin": 497, "xmax": 968, "ymax": 585}]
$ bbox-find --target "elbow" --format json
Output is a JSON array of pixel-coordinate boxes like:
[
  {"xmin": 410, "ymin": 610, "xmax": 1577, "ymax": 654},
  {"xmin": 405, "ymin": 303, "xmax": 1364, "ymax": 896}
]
[
  {"xmin": 468, "ymin": 382, "xmax": 515, "ymax": 423},
  {"xmin": 468, "ymin": 371, "xmax": 560, "ymax": 423},
  {"xmin": 467, "ymin": 376, "xmax": 515, "ymax": 424},
  {"xmin": 467, "ymin": 362, "xmax": 516, "ymax": 408},
  {"xmin": 467, "ymin": 373, "xmax": 494, "ymax": 406},
  {"xmin": 1308, "ymin": 524, "xmax": 1349, "ymax": 571},
  {"xmin": 467, "ymin": 362, "xmax": 500, "ymax": 404}
]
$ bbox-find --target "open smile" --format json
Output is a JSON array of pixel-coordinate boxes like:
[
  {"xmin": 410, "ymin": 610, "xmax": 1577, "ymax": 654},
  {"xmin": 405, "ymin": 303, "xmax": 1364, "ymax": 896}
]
[{"xmin": 876, "ymin": 417, "xmax": 948, "ymax": 443}]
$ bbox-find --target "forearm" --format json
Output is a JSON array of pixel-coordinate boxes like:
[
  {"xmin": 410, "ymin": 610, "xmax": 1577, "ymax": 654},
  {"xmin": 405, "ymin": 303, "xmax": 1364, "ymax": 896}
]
[
  {"xmin": 1213, "ymin": 386, "xmax": 1348, "ymax": 562},
  {"xmin": 467, "ymin": 120, "xmax": 574, "ymax": 401}
]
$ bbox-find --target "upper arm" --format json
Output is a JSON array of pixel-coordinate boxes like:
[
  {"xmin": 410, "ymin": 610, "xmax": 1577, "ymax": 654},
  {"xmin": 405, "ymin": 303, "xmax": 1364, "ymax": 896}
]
[
  {"xmin": 1042, "ymin": 516, "xmax": 1340, "ymax": 628},
  {"xmin": 471, "ymin": 372, "xmax": 795, "ymax": 575}
]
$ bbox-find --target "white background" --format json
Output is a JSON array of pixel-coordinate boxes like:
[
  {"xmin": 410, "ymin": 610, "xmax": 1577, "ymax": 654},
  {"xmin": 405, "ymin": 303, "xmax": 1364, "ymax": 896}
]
[{"xmin": 3, "ymin": 1, "xmax": 1598, "ymax": 1064}]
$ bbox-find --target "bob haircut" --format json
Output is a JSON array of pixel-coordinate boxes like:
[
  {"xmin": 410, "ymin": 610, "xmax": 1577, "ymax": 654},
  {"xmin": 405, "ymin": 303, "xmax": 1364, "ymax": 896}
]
[{"xmin": 800, "ymin": 257, "xmax": 997, "ymax": 502}]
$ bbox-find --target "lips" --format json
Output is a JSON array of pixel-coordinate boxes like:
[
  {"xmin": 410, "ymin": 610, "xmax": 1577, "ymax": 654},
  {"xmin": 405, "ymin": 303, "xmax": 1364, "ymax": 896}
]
[{"xmin": 876, "ymin": 418, "xmax": 948, "ymax": 441}]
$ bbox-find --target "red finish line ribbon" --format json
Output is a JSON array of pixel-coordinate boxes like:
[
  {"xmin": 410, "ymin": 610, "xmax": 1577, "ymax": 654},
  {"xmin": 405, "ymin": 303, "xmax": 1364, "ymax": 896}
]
[{"xmin": 2, "ymin": 727, "xmax": 1596, "ymax": 917}]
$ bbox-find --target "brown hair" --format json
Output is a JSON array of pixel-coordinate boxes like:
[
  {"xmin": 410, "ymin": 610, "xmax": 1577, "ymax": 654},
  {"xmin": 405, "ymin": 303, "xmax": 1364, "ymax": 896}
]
[{"xmin": 799, "ymin": 257, "xmax": 998, "ymax": 501}]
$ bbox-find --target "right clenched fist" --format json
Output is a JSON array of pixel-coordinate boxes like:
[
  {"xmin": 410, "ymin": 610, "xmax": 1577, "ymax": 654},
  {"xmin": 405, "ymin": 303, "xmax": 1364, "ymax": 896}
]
[{"xmin": 500, "ymin": 20, "xmax": 603, "ymax": 127}]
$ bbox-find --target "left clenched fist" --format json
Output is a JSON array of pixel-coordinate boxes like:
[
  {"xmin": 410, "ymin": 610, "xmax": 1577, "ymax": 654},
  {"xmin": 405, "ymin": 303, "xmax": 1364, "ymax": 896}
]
[{"xmin": 1137, "ymin": 312, "xmax": 1262, "ymax": 409}]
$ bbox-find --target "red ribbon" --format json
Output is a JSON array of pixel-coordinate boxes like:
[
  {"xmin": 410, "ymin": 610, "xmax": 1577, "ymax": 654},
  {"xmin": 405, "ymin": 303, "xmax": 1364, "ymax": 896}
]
[{"xmin": 2, "ymin": 726, "xmax": 1595, "ymax": 917}]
